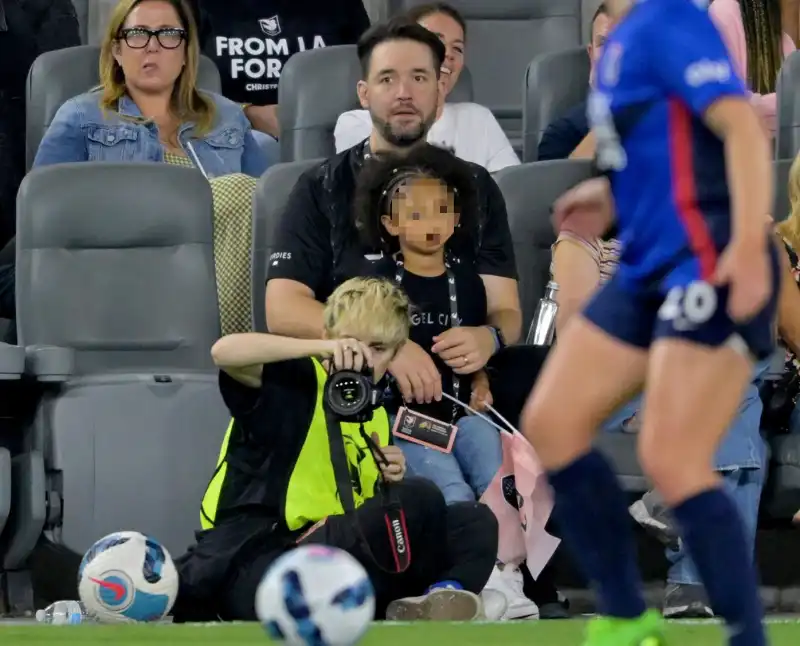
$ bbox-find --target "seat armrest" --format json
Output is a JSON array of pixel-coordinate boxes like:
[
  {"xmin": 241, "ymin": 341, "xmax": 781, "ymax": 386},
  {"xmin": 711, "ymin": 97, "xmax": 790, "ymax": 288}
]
[
  {"xmin": 3, "ymin": 451, "xmax": 46, "ymax": 570},
  {"xmin": 0, "ymin": 343, "xmax": 25, "ymax": 380},
  {"xmin": 24, "ymin": 345, "xmax": 75, "ymax": 382},
  {"xmin": 0, "ymin": 447, "xmax": 10, "ymax": 539}
]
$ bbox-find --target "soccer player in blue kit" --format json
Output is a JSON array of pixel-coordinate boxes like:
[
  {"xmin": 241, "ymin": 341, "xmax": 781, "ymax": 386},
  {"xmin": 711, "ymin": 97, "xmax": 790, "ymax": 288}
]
[{"xmin": 522, "ymin": 0, "xmax": 776, "ymax": 645}]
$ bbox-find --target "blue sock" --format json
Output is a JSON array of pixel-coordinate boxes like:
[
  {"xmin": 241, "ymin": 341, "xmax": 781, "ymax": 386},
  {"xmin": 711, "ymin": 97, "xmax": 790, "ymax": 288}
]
[
  {"xmin": 548, "ymin": 449, "xmax": 647, "ymax": 619},
  {"xmin": 671, "ymin": 489, "xmax": 765, "ymax": 646},
  {"xmin": 426, "ymin": 580, "xmax": 463, "ymax": 594}
]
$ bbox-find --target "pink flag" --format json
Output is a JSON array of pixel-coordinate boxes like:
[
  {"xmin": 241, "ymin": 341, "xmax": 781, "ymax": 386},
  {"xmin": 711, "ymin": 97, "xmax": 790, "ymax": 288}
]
[{"xmin": 479, "ymin": 430, "xmax": 560, "ymax": 579}]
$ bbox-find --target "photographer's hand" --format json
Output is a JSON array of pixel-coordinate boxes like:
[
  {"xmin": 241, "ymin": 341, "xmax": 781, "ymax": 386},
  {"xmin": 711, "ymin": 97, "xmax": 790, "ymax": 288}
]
[
  {"xmin": 371, "ymin": 433, "xmax": 406, "ymax": 483},
  {"xmin": 321, "ymin": 338, "xmax": 374, "ymax": 372}
]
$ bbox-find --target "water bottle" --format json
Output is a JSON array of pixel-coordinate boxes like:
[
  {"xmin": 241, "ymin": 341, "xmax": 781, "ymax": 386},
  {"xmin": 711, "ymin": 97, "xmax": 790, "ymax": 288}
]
[
  {"xmin": 35, "ymin": 600, "xmax": 91, "ymax": 625},
  {"xmin": 527, "ymin": 281, "xmax": 559, "ymax": 347}
]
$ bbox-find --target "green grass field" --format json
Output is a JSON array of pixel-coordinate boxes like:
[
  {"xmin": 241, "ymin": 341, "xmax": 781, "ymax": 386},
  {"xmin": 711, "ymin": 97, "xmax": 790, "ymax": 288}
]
[{"xmin": 2, "ymin": 620, "xmax": 800, "ymax": 645}]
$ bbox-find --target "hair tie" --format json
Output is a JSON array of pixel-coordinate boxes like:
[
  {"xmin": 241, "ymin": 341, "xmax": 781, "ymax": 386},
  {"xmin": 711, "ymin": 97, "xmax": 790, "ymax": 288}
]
[{"xmin": 380, "ymin": 166, "xmax": 459, "ymax": 213}]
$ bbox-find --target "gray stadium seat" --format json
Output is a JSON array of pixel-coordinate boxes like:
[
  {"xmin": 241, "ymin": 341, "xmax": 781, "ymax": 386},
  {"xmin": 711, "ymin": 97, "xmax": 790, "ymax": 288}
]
[
  {"xmin": 278, "ymin": 44, "xmax": 473, "ymax": 162},
  {"xmin": 0, "ymin": 448, "xmax": 10, "ymax": 541},
  {"xmin": 775, "ymin": 158, "xmax": 793, "ymax": 222},
  {"xmin": 522, "ymin": 47, "xmax": 590, "ymax": 162},
  {"xmin": 494, "ymin": 159, "xmax": 593, "ymax": 333},
  {"xmin": 581, "ymin": 0, "xmax": 604, "ymax": 43},
  {"xmin": 86, "ymin": 0, "xmax": 118, "ymax": 45},
  {"xmin": 26, "ymin": 45, "xmax": 222, "ymax": 169},
  {"xmin": 70, "ymin": 0, "xmax": 89, "ymax": 44},
  {"xmin": 253, "ymin": 159, "xmax": 324, "ymax": 330},
  {"xmin": 494, "ymin": 158, "xmax": 647, "ymax": 491},
  {"xmin": 5, "ymin": 164, "xmax": 229, "ymax": 571},
  {"xmin": 390, "ymin": 0, "xmax": 582, "ymax": 143},
  {"xmin": 777, "ymin": 50, "xmax": 800, "ymax": 160}
]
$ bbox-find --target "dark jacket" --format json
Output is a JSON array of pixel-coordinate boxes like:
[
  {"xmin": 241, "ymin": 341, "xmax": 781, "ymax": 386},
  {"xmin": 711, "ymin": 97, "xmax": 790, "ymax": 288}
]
[
  {"xmin": 536, "ymin": 101, "xmax": 590, "ymax": 162},
  {"xmin": 0, "ymin": 0, "xmax": 80, "ymax": 245}
]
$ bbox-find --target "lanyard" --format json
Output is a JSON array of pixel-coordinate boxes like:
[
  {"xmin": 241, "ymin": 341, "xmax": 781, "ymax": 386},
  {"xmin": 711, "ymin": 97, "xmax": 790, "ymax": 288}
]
[{"xmin": 394, "ymin": 254, "xmax": 461, "ymax": 422}]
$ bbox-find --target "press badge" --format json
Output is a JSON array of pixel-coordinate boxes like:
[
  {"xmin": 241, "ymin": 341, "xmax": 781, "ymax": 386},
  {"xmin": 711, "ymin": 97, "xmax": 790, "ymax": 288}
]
[{"xmin": 392, "ymin": 407, "xmax": 457, "ymax": 453}]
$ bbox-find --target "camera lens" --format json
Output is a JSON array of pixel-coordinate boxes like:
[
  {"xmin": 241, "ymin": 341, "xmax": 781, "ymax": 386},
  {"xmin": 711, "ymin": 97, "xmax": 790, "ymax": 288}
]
[{"xmin": 325, "ymin": 370, "xmax": 371, "ymax": 419}]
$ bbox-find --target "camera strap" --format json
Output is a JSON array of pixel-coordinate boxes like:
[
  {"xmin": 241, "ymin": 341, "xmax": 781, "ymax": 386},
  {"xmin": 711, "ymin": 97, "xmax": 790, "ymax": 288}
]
[
  {"xmin": 324, "ymin": 407, "xmax": 411, "ymax": 573},
  {"xmin": 394, "ymin": 254, "xmax": 461, "ymax": 422}
]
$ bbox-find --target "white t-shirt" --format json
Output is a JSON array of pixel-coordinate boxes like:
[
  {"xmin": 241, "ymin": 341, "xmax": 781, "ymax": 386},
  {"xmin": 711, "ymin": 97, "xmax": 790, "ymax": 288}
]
[{"xmin": 334, "ymin": 103, "xmax": 520, "ymax": 173}]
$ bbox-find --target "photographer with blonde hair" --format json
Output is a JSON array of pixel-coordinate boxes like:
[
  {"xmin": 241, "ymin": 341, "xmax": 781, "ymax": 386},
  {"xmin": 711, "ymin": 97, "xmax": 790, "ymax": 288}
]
[{"xmin": 173, "ymin": 277, "xmax": 500, "ymax": 623}]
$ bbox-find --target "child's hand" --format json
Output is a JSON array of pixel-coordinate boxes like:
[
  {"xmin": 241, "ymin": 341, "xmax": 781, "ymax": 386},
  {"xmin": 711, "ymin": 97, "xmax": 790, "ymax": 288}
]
[{"xmin": 470, "ymin": 380, "xmax": 493, "ymax": 413}]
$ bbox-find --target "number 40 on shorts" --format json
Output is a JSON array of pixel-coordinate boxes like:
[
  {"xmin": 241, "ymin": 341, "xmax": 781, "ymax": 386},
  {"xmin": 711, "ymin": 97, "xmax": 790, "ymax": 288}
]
[{"xmin": 657, "ymin": 281, "xmax": 718, "ymax": 331}]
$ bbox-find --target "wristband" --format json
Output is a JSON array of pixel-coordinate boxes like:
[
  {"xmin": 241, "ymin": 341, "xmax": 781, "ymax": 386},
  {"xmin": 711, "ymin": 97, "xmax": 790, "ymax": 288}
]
[{"xmin": 486, "ymin": 326, "xmax": 506, "ymax": 355}]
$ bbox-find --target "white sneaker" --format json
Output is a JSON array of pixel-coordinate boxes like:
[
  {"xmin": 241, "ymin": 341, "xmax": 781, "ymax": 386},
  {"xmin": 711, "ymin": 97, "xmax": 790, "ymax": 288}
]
[
  {"xmin": 385, "ymin": 587, "xmax": 484, "ymax": 621},
  {"xmin": 483, "ymin": 564, "xmax": 539, "ymax": 620},
  {"xmin": 480, "ymin": 588, "xmax": 509, "ymax": 621}
]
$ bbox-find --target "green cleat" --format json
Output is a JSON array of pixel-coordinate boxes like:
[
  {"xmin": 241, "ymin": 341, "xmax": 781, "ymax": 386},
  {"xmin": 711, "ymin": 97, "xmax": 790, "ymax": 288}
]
[{"xmin": 583, "ymin": 609, "xmax": 666, "ymax": 646}]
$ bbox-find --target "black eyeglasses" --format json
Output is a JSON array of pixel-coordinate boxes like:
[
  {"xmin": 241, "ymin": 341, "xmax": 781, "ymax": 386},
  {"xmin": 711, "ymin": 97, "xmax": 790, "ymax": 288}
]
[{"xmin": 118, "ymin": 27, "xmax": 186, "ymax": 49}]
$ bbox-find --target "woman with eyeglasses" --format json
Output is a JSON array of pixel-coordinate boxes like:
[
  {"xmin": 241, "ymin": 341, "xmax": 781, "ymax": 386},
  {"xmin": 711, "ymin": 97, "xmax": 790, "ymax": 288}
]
[
  {"xmin": 33, "ymin": 0, "xmax": 268, "ymax": 178},
  {"xmin": 29, "ymin": 0, "xmax": 271, "ymax": 337}
]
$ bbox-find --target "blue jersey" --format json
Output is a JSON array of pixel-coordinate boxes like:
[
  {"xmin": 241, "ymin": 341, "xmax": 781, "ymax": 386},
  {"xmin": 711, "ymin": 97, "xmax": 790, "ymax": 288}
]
[
  {"xmin": 589, "ymin": 0, "xmax": 746, "ymax": 288},
  {"xmin": 582, "ymin": 0, "xmax": 778, "ymax": 360}
]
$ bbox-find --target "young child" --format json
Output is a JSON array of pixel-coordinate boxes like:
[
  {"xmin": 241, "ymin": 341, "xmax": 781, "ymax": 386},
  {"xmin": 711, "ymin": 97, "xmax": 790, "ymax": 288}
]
[{"xmin": 354, "ymin": 144, "xmax": 538, "ymax": 620}]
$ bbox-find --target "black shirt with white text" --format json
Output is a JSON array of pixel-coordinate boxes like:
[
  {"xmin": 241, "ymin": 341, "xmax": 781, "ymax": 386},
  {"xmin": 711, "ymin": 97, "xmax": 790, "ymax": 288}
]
[
  {"xmin": 373, "ymin": 259, "xmax": 487, "ymax": 423},
  {"xmin": 190, "ymin": 0, "xmax": 370, "ymax": 105}
]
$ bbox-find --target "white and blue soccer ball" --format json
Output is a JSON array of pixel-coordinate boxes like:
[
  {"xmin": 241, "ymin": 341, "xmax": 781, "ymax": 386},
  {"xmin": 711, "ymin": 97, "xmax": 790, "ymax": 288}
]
[
  {"xmin": 78, "ymin": 531, "xmax": 178, "ymax": 623},
  {"xmin": 256, "ymin": 545, "xmax": 375, "ymax": 646}
]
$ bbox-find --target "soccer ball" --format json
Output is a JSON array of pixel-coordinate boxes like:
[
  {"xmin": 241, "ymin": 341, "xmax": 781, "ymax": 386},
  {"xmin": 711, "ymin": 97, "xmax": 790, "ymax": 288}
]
[
  {"xmin": 78, "ymin": 531, "xmax": 178, "ymax": 623},
  {"xmin": 256, "ymin": 545, "xmax": 375, "ymax": 646}
]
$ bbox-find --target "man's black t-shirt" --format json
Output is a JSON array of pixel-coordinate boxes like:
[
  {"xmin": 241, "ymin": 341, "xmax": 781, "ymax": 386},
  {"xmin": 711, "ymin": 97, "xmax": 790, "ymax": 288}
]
[
  {"xmin": 267, "ymin": 142, "xmax": 518, "ymax": 302},
  {"xmin": 373, "ymin": 259, "xmax": 487, "ymax": 423},
  {"xmin": 190, "ymin": 0, "xmax": 370, "ymax": 105}
]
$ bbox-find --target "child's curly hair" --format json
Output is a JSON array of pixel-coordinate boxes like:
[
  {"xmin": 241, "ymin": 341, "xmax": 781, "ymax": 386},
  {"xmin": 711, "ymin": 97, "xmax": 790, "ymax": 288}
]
[{"xmin": 353, "ymin": 144, "xmax": 481, "ymax": 255}]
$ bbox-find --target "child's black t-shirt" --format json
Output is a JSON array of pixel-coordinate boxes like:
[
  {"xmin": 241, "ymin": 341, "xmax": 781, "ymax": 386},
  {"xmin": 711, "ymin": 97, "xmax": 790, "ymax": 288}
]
[{"xmin": 373, "ymin": 257, "xmax": 488, "ymax": 423}]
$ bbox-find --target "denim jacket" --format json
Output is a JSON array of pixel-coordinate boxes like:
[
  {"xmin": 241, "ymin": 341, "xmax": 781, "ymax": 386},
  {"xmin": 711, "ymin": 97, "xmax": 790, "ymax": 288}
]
[{"xmin": 33, "ymin": 89, "xmax": 270, "ymax": 179}]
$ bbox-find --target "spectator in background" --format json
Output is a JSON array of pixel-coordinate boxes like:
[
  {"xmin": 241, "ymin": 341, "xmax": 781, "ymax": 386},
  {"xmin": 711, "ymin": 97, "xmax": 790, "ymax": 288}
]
[
  {"xmin": 32, "ymin": 0, "xmax": 269, "ymax": 338},
  {"xmin": 537, "ymin": 2, "xmax": 611, "ymax": 162},
  {"xmin": 709, "ymin": 0, "xmax": 797, "ymax": 136},
  {"xmin": 335, "ymin": 2, "xmax": 519, "ymax": 173},
  {"xmin": 772, "ymin": 155, "xmax": 800, "ymax": 456},
  {"xmin": 550, "ymin": 225, "xmax": 768, "ymax": 620},
  {"xmin": 0, "ymin": 0, "xmax": 79, "ymax": 248},
  {"xmin": 189, "ymin": 0, "xmax": 371, "ymax": 161},
  {"xmin": 34, "ymin": 0, "xmax": 267, "ymax": 177},
  {"xmin": 266, "ymin": 19, "xmax": 522, "ymax": 409}
]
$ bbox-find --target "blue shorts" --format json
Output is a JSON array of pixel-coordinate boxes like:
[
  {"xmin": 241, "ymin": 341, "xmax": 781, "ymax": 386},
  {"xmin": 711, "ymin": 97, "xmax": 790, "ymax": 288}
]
[{"xmin": 582, "ymin": 243, "xmax": 780, "ymax": 361}]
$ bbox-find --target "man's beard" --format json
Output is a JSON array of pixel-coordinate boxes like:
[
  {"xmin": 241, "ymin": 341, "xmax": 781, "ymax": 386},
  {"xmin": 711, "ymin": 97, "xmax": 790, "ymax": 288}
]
[{"xmin": 371, "ymin": 108, "xmax": 436, "ymax": 148}]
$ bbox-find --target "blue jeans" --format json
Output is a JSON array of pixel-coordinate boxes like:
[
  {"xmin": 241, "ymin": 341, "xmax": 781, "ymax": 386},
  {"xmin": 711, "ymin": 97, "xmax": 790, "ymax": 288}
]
[
  {"xmin": 393, "ymin": 414, "xmax": 503, "ymax": 504},
  {"xmin": 603, "ymin": 362, "xmax": 768, "ymax": 586},
  {"xmin": 250, "ymin": 130, "xmax": 281, "ymax": 168}
]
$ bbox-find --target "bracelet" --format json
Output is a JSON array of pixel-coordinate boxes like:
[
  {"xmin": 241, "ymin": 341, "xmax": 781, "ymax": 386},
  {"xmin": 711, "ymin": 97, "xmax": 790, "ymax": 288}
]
[{"xmin": 486, "ymin": 326, "xmax": 502, "ymax": 355}]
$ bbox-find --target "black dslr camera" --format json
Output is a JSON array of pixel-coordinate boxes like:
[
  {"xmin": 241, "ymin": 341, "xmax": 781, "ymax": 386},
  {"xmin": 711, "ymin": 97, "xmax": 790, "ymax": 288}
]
[{"xmin": 323, "ymin": 366, "xmax": 384, "ymax": 423}]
